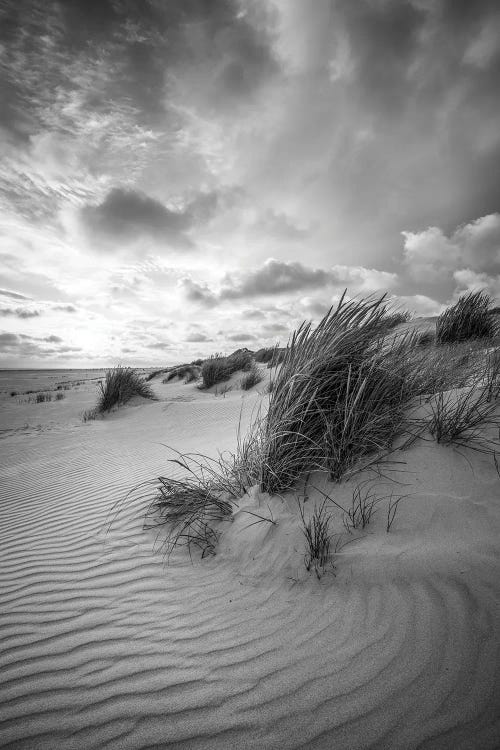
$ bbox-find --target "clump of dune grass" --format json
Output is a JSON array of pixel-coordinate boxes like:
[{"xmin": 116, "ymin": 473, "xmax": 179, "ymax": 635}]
[
  {"xmin": 256, "ymin": 293, "xmax": 427, "ymax": 494},
  {"xmin": 164, "ymin": 364, "xmax": 200, "ymax": 383},
  {"xmin": 427, "ymin": 382, "xmax": 500, "ymax": 457},
  {"xmin": 298, "ymin": 499, "xmax": 332, "ymax": 579},
  {"xmin": 484, "ymin": 348, "xmax": 500, "ymax": 402},
  {"xmin": 382, "ymin": 310, "xmax": 411, "ymax": 329},
  {"xmin": 97, "ymin": 366, "xmax": 155, "ymax": 412},
  {"xmin": 344, "ymin": 482, "xmax": 381, "ymax": 530},
  {"xmin": 240, "ymin": 364, "xmax": 263, "ymax": 391},
  {"xmin": 436, "ymin": 290, "xmax": 496, "ymax": 344},
  {"xmin": 32, "ymin": 392, "xmax": 52, "ymax": 403},
  {"xmin": 143, "ymin": 450, "xmax": 249, "ymax": 559},
  {"xmin": 201, "ymin": 349, "xmax": 253, "ymax": 388},
  {"xmin": 255, "ymin": 346, "xmax": 286, "ymax": 366},
  {"xmin": 82, "ymin": 408, "xmax": 98, "ymax": 422},
  {"xmin": 145, "ymin": 368, "xmax": 169, "ymax": 382},
  {"xmin": 55, "ymin": 392, "xmax": 65, "ymax": 401},
  {"xmin": 416, "ymin": 330, "xmax": 435, "ymax": 348}
]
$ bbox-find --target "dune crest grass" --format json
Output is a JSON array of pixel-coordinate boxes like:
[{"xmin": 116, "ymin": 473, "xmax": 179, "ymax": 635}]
[
  {"xmin": 436, "ymin": 290, "xmax": 496, "ymax": 344},
  {"xmin": 98, "ymin": 366, "xmax": 155, "ymax": 413},
  {"xmin": 201, "ymin": 350, "xmax": 253, "ymax": 388},
  {"xmin": 255, "ymin": 293, "xmax": 425, "ymax": 493}
]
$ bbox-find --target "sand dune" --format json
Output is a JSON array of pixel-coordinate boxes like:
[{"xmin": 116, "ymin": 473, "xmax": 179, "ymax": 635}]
[{"xmin": 1, "ymin": 372, "xmax": 499, "ymax": 748}]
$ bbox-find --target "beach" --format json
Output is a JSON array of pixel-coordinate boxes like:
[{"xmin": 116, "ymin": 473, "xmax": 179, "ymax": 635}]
[{"xmin": 1, "ymin": 365, "xmax": 499, "ymax": 749}]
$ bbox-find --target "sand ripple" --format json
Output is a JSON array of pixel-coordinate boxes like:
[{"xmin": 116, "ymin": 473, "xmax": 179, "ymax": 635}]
[{"xmin": 1, "ymin": 401, "xmax": 499, "ymax": 749}]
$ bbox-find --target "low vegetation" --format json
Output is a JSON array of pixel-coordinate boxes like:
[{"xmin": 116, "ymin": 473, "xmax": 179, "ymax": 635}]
[
  {"xmin": 201, "ymin": 349, "xmax": 253, "ymax": 389},
  {"xmin": 145, "ymin": 368, "xmax": 169, "ymax": 382},
  {"xmin": 255, "ymin": 346, "xmax": 286, "ymax": 366},
  {"xmin": 82, "ymin": 408, "xmax": 98, "ymax": 422},
  {"xmin": 130, "ymin": 288, "xmax": 499, "ymax": 569},
  {"xmin": 142, "ymin": 451, "xmax": 247, "ymax": 558},
  {"xmin": 436, "ymin": 290, "xmax": 496, "ymax": 344},
  {"xmin": 164, "ymin": 364, "xmax": 200, "ymax": 383},
  {"xmin": 97, "ymin": 366, "xmax": 155, "ymax": 413},
  {"xmin": 382, "ymin": 310, "xmax": 411, "ymax": 329},
  {"xmin": 240, "ymin": 364, "xmax": 263, "ymax": 391},
  {"xmin": 427, "ymin": 381, "xmax": 500, "ymax": 457},
  {"xmin": 35, "ymin": 392, "xmax": 52, "ymax": 403},
  {"xmin": 298, "ymin": 499, "xmax": 332, "ymax": 579}
]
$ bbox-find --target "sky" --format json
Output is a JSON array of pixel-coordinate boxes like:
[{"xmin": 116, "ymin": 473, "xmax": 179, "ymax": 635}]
[{"xmin": 1, "ymin": 0, "xmax": 499, "ymax": 368}]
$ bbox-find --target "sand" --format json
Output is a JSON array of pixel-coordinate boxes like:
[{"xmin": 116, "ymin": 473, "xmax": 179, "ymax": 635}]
[{"xmin": 0, "ymin": 368, "xmax": 499, "ymax": 749}]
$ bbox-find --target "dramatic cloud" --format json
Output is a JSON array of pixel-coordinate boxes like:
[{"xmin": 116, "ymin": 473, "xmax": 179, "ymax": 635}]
[
  {"xmin": 220, "ymin": 259, "xmax": 331, "ymax": 298},
  {"xmin": 183, "ymin": 259, "xmax": 398, "ymax": 306},
  {"xmin": 403, "ymin": 213, "xmax": 500, "ymax": 296},
  {"xmin": 81, "ymin": 188, "xmax": 194, "ymax": 250},
  {"xmin": 1, "ymin": 0, "xmax": 499, "ymax": 365}
]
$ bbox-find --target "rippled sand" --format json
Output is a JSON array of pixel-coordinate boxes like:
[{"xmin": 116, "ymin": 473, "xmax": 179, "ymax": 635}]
[{"xmin": 1, "ymin": 372, "xmax": 499, "ymax": 749}]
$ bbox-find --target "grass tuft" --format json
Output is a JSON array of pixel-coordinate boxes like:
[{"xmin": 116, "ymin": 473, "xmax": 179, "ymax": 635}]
[
  {"xmin": 240, "ymin": 364, "xmax": 263, "ymax": 390},
  {"xmin": 164, "ymin": 364, "xmax": 201, "ymax": 383},
  {"xmin": 436, "ymin": 290, "xmax": 496, "ymax": 344},
  {"xmin": 298, "ymin": 499, "xmax": 332, "ymax": 579},
  {"xmin": 257, "ymin": 293, "xmax": 424, "ymax": 493},
  {"xmin": 201, "ymin": 350, "xmax": 253, "ymax": 388},
  {"xmin": 143, "ymin": 450, "xmax": 246, "ymax": 559},
  {"xmin": 427, "ymin": 383, "xmax": 500, "ymax": 455},
  {"xmin": 97, "ymin": 366, "xmax": 155, "ymax": 412}
]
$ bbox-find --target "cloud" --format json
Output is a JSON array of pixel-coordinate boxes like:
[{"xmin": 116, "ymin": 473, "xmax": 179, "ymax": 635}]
[
  {"xmin": 226, "ymin": 332, "xmax": 257, "ymax": 342},
  {"xmin": 145, "ymin": 341, "xmax": 171, "ymax": 350},
  {"xmin": 183, "ymin": 259, "xmax": 398, "ymax": 305},
  {"xmin": 0, "ymin": 332, "xmax": 18, "ymax": 348},
  {"xmin": 180, "ymin": 278, "xmax": 218, "ymax": 307},
  {"xmin": 390, "ymin": 294, "xmax": 443, "ymax": 317},
  {"xmin": 52, "ymin": 304, "xmax": 77, "ymax": 313},
  {"xmin": 403, "ymin": 213, "xmax": 500, "ymax": 298},
  {"xmin": 0, "ymin": 307, "xmax": 40, "ymax": 318},
  {"xmin": 81, "ymin": 188, "xmax": 193, "ymax": 249},
  {"xmin": 185, "ymin": 332, "xmax": 212, "ymax": 343},
  {"xmin": 262, "ymin": 322, "xmax": 289, "ymax": 334},
  {"xmin": 453, "ymin": 269, "xmax": 500, "ymax": 299},
  {"xmin": 0, "ymin": 288, "xmax": 31, "ymax": 301},
  {"xmin": 220, "ymin": 259, "xmax": 332, "ymax": 299},
  {"xmin": 44, "ymin": 334, "xmax": 63, "ymax": 343},
  {"xmin": 252, "ymin": 209, "xmax": 310, "ymax": 241},
  {"xmin": 0, "ymin": 331, "xmax": 81, "ymax": 358}
]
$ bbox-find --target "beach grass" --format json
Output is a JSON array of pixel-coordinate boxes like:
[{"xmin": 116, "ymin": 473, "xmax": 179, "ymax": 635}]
[
  {"xmin": 436, "ymin": 290, "xmax": 496, "ymax": 344},
  {"xmin": 240, "ymin": 364, "xmax": 263, "ymax": 390},
  {"xmin": 137, "ymin": 289, "xmax": 499, "ymax": 560},
  {"xmin": 201, "ymin": 350, "xmax": 253, "ymax": 388},
  {"xmin": 98, "ymin": 366, "xmax": 155, "ymax": 412}
]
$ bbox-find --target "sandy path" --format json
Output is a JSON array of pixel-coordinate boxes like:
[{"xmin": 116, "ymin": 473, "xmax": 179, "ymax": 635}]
[{"xmin": 1, "ymin": 381, "xmax": 499, "ymax": 749}]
